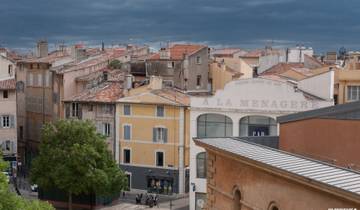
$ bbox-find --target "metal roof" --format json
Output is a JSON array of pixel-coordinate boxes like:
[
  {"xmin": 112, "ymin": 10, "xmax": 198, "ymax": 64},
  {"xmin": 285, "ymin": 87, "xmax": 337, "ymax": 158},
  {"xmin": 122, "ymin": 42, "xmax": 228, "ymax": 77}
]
[
  {"xmin": 277, "ymin": 100, "xmax": 360, "ymax": 123},
  {"xmin": 194, "ymin": 137, "xmax": 360, "ymax": 198}
]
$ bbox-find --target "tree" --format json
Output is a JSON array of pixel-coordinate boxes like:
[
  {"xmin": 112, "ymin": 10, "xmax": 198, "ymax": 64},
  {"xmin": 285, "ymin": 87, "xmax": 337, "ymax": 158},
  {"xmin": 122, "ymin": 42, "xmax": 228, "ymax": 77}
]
[
  {"xmin": 0, "ymin": 153, "xmax": 55, "ymax": 210},
  {"xmin": 108, "ymin": 59, "xmax": 122, "ymax": 69},
  {"xmin": 30, "ymin": 120, "xmax": 127, "ymax": 210}
]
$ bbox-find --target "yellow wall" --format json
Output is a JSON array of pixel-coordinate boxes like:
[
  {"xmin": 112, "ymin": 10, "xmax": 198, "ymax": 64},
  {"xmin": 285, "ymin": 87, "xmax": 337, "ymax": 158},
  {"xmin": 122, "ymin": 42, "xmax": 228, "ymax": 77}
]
[
  {"xmin": 210, "ymin": 63, "xmax": 235, "ymax": 93},
  {"xmin": 240, "ymin": 59, "xmax": 254, "ymax": 79},
  {"xmin": 117, "ymin": 103, "xmax": 189, "ymax": 169},
  {"xmin": 336, "ymin": 70, "xmax": 360, "ymax": 104}
]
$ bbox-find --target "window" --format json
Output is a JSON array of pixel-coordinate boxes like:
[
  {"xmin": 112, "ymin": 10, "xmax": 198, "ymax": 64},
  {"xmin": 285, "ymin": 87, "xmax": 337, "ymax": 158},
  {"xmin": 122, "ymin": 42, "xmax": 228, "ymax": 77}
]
[
  {"xmin": 88, "ymin": 104, "xmax": 94, "ymax": 111},
  {"xmin": 197, "ymin": 114, "xmax": 233, "ymax": 138},
  {"xmin": 233, "ymin": 189, "xmax": 242, "ymax": 210},
  {"xmin": 124, "ymin": 104, "xmax": 131, "ymax": 115},
  {"xmin": 5, "ymin": 140, "xmax": 11, "ymax": 151},
  {"xmin": 123, "ymin": 149, "xmax": 131, "ymax": 164},
  {"xmin": 2, "ymin": 116, "xmax": 10, "ymax": 128},
  {"xmin": 167, "ymin": 61, "xmax": 175, "ymax": 68},
  {"xmin": 3, "ymin": 90, "xmax": 8, "ymax": 99},
  {"xmin": 103, "ymin": 123, "xmax": 111, "ymax": 137},
  {"xmin": 71, "ymin": 103, "xmax": 79, "ymax": 117},
  {"xmin": 153, "ymin": 127, "xmax": 168, "ymax": 143},
  {"xmin": 196, "ymin": 75, "xmax": 201, "ymax": 87},
  {"xmin": 123, "ymin": 125, "xmax": 131, "ymax": 140},
  {"xmin": 8, "ymin": 65, "xmax": 13, "ymax": 76},
  {"xmin": 156, "ymin": 151, "xmax": 164, "ymax": 167},
  {"xmin": 156, "ymin": 105, "xmax": 164, "ymax": 117},
  {"xmin": 196, "ymin": 152, "xmax": 207, "ymax": 178},
  {"xmin": 196, "ymin": 56, "xmax": 202, "ymax": 64},
  {"xmin": 239, "ymin": 116, "xmax": 277, "ymax": 137},
  {"xmin": 347, "ymin": 86, "xmax": 360, "ymax": 101},
  {"xmin": 103, "ymin": 104, "xmax": 112, "ymax": 114}
]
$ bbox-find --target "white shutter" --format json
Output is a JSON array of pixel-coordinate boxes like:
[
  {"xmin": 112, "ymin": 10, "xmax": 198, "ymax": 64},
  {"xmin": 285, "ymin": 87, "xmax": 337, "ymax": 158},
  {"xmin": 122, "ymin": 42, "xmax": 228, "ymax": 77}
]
[{"xmin": 0, "ymin": 116, "xmax": 3, "ymax": 128}]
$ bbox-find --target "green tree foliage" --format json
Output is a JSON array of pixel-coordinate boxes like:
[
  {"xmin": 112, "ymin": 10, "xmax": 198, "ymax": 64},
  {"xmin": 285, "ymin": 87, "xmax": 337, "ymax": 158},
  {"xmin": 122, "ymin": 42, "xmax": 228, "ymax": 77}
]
[
  {"xmin": 108, "ymin": 59, "xmax": 122, "ymax": 69},
  {"xmin": 0, "ymin": 153, "xmax": 54, "ymax": 210},
  {"xmin": 30, "ymin": 120, "xmax": 127, "ymax": 210}
]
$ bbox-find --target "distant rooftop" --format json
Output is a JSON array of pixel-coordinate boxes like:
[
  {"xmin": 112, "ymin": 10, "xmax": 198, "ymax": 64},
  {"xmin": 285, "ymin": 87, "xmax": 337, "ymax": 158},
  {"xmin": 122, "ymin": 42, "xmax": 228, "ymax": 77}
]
[{"xmin": 148, "ymin": 44, "xmax": 206, "ymax": 60}]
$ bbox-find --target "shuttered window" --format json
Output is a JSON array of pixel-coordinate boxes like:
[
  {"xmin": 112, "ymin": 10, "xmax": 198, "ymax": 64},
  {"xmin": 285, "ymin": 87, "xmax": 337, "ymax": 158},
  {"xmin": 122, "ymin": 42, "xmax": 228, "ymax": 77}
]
[
  {"xmin": 123, "ymin": 125, "xmax": 131, "ymax": 140},
  {"xmin": 153, "ymin": 127, "xmax": 168, "ymax": 143}
]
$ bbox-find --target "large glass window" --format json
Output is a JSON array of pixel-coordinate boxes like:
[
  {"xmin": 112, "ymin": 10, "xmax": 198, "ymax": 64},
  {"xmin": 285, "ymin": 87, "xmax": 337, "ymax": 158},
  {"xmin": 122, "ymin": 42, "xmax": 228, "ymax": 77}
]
[
  {"xmin": 196, "ymin": 152, "xmax": 207, "ymax": 178},
  {"xmin": 197, "ymin": 114, "xmax": 233, "ymax": 138},
  {"xmin": 239, "ymin": 116, "xmax": 277, "ymax": 137}
]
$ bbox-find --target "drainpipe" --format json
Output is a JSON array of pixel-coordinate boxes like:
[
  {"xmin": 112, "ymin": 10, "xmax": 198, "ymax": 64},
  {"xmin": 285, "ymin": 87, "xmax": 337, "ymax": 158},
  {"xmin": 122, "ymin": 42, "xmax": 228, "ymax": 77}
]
[
  {"xmin": 178, "ymin": 106, "xmax": 185, "ymax": 194},
  {"xmin": 114, "ymin": 104, "xmax": 120, "ymax": 164}
]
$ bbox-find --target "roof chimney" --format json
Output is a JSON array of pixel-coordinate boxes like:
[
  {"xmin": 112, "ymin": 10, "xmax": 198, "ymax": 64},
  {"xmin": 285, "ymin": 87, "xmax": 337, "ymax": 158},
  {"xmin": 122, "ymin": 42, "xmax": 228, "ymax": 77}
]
[
  {"xmin": 125, "ymin": 74, "xmax": 133, "ymax": 90},
  {"xmin": 159, "ymin": 47, "xmax": 171, "ymax": 59},
  {"xmin": 36, "ymin": 40, "xmax": 48, "ymax": 58}
]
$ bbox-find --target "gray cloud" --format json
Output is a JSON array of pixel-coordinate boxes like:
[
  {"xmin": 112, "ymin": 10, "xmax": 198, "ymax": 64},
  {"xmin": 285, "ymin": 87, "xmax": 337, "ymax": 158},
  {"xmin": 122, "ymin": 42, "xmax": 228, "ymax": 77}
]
[{"xmin": 0, "ymin": 0, "xmax": 359, "ymax": 52}]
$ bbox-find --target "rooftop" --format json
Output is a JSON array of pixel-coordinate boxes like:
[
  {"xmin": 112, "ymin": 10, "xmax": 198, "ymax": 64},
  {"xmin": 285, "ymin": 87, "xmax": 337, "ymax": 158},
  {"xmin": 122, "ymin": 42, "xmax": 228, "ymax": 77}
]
[
  {"xmin": 195, "ymin": 137, "xmax": 360, "ymax": 202},
  {"xmin": 148, "ymin": 44, "xmax": 206, "ymax": 60},
  {"xmin": 277, "ymin": 100, "xmax": 360, "ymax": 123},
  {"xmin": 117, "ymin": 87, "xmax": 190, "ymax": 106},
  {"xmin": 64, "ymin": 82, "xmax": 123, "ymax": 103},
  {"xmin": 212, "ymin": 48, "xmax": 247, "ymax": 57}
]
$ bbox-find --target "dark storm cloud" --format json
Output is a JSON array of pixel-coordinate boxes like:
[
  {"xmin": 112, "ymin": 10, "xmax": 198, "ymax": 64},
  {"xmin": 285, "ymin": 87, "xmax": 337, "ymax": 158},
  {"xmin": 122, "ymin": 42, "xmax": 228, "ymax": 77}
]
[{"xmin": 1, "ymin": 0, "xmax": 360, "ymax": 52}]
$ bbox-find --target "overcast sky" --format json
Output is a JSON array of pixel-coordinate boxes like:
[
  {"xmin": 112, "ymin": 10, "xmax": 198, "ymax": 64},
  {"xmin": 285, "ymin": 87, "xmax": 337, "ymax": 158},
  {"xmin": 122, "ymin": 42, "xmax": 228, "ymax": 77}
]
[{"xmin": 1, "ymin": 0, "xmax": 359, "ymax": 53}]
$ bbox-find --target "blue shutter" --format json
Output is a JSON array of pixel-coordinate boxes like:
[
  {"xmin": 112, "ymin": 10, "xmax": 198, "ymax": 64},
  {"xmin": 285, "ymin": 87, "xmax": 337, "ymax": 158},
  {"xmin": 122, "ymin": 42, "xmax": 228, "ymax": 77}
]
[
  {"xmin": 164, "ymin": 128, "xmax": 168, "ymax": 143},
  {"xmin": 153, "ymin": 128, "xmax": 157, "ymax": 142}
]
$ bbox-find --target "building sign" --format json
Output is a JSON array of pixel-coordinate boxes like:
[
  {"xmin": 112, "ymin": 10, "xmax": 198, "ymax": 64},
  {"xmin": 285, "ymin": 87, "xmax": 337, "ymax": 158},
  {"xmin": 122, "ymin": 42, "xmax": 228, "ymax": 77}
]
[{"xmin": 191, "ymin": 78, "xmax": 332, "ymax": 112}]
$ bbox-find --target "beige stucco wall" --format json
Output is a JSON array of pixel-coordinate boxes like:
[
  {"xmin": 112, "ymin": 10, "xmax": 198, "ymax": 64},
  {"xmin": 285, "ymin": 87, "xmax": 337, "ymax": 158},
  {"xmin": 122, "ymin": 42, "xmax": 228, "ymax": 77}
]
[
  {"xmin": 239, "ymin": 59, "xmax": 253, "ymax": 79},
  {"xmin": 336, "ymin": 70, "xmax": 360, "ymax": 104},
  {"xmin": 0, "ymin": 89, "xmax": 17, "ymax": 155}
]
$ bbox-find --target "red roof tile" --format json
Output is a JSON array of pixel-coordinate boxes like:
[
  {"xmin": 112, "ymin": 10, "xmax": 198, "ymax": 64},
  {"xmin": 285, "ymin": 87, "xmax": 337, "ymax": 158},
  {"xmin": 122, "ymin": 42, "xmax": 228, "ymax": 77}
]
[
  {"xmin": 148, "ymin": 44, "xmax": 206, "ymax": 60},
  {"xmin": 65, "ymin": 82, "xmax": 123, "ymax": 103}
]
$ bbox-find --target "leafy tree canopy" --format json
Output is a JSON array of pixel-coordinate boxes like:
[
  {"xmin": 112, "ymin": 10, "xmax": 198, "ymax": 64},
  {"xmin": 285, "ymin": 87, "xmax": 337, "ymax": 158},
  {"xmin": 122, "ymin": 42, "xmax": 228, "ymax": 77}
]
[
  {"xmin": 108, "ymin": 59, "xmax": 122, "ymax": 69},
  {"xmin": 30, "ymin": 120, "xmax": 127, "ymax": 209},
  {"xmin": 0, "ymin": 153, "xmax": 54, "ymax": 210}
]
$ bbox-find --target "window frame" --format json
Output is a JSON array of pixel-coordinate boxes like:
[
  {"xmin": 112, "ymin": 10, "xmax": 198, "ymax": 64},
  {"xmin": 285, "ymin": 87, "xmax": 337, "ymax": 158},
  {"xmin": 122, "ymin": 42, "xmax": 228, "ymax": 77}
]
[
  {"xmin": 71, "ymin": 102, "xmax": 79, "ymax": 117},
  {"xmin": 196, "ymin": 56, "xmax": 202, "ymax": 65},
  {"xmin": 196, "ymin": 152, "xmax": 207, "ymax": 178},
  {"xmin": 103, "ymin": 123, "xmax": 111, "ymax": 137},
  {"xmin": 196, "ymin": 114, "xmax": 233, "ymax": 138},
  {"xmin": 154, "ymin": 127, "xmax": 167, "ymax": 143},
  {"xmin": 123, "ymin": 148, "xmax": 131, "ymax": 164},
  {"xmin": 155, "ymin": 150, "xmax": 165, "ymax": 167},
  {"xmin": 2, "ymin": 115, "xmax": 10, "ymax": 128},
  {"xmin": 3, "ymin": 90, "xmax": 8, "ymax": 99},
  {"xmin": 196, "ymin": 75, "xmax": 201, "ymax": 87},
  {"xmin": 123, "ymin": 104, "xmax": 131, "ymax": 116},
  {"xmin": 156, "ymin": 105, "xmax": 165, "ymax": 117},
  {"xmin": 347, "ymin": 86, "xmax": 360, "ymax": 101}
]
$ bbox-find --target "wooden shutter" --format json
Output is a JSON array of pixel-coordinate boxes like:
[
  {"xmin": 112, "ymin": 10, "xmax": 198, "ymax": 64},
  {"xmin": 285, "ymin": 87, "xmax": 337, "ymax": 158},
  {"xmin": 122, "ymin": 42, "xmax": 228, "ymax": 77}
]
[
  {"xmin": 10, "ymin": 115, "xmax": 15, "ymax": 128},
  {"xmin": 0, "ymin": 116, "xmax": 3, "ymax": 128},
  {"xmin": 65, "ymin": 104, "xmax": 70, "ymax": 118},
  {"xmin": 164, "ymin": 128, "xmax": 168, "ymax": 143},
  {"xmin": 78, "ymin": 104, "xmax": 82, "ymax": 119},
  {"xmin": 153, "ymin": 128, "xmax": 157, "ymax": 142}
]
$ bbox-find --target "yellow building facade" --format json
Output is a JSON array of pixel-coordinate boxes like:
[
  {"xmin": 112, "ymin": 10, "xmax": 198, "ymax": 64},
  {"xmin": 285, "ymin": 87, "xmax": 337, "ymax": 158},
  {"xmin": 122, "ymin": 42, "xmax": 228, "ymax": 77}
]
[
  {"xmin": 116, "ymin": 86, "xmax": 190, "ymax": 194},
  {"xmin": 335, "ymin": 69, "xmax": 360, "ymax": 104}
]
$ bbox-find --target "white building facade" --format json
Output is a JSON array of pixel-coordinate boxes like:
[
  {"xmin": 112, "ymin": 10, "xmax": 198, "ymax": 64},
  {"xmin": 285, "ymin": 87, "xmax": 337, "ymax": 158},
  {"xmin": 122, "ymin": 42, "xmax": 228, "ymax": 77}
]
[{"xmin": 189, "ymin": 78, "xmax": 333, "ymax": 210}]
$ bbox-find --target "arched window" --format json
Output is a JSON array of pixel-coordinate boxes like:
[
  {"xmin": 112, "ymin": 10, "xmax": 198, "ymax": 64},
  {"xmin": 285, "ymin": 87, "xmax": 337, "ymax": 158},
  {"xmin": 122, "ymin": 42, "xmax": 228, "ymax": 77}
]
[
  {"xmin": 196, "ymin": 152, "xmax": 207, "ymax": 178},
  {"xmin": 197, "ymin": 114, "xmax": 233, "ymax": 138},
  {"xmin": 239, "ymin": 116, "xmax": 277, "ymax": 137},
  {"xmin": 233, "ymin": 189, "xmax": 241, "ymax": 210}
]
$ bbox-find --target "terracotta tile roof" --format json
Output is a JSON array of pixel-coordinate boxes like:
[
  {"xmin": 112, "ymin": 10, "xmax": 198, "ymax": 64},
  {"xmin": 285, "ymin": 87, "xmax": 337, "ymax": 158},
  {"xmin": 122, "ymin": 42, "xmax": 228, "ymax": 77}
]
[
  {"xmin": 0, "ymin": 78, "xmax": 16, "ymax": 90},
  {"xmin": 148, "ymin": 44, "xmax": 206, "ymax": 60},
  {"xmin": 260, "ymin": 63, "xmax": 305, "ymax": 75},
  {"xmin": 75, "ymin": 68, "xmax": 126, "ymax": 83},
  {"xmin": 65, "ymin": 82, "xmax": 123, "ymax": 103},
  {"xmin": 118, "ymin": 88, "xmax": 190, "ymax": 106}
]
